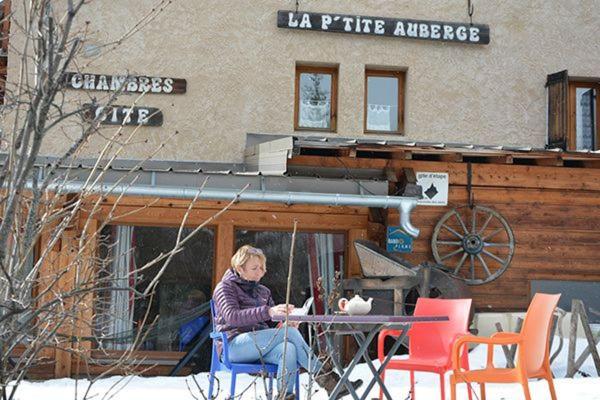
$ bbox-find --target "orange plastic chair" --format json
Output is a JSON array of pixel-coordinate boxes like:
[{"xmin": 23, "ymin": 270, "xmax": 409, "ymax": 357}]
[
  {"xmin": 450, "ymin": 293, "xmax": 560, "ymax": 400},
  {"xmin": 378, "ymin": 298, "xmax": 473, "ymax": 400}
]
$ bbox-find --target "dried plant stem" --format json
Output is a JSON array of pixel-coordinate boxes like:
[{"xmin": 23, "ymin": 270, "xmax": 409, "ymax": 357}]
[{"xmin": 280, "ymin": 219, "xmax": 298, "ymax": 399}]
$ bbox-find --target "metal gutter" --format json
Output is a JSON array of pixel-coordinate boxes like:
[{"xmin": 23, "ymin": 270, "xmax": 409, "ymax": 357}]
[{"xmin": 44, "ymin": 181, "xmax": 421, "ymax": 237}]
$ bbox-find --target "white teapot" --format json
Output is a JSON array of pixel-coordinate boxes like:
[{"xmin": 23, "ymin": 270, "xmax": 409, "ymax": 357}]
[{"xmin": 338, "ymin": 294, "xmax": 373, "ymax": 315}]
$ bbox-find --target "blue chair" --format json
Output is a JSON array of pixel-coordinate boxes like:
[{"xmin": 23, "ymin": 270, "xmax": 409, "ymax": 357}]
[
  {"xmin": 179, "ymin": 316, "xmax": 210, "ymax": 351},
  {"xmin": 208, "ymin": 300, "xmax": 300, "ymax": 400}
]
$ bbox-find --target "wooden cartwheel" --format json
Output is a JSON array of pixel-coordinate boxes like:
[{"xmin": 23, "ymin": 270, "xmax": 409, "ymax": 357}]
[{"xmin": 431, "ymin": 205, "xmax": 515, "ymax": 285}]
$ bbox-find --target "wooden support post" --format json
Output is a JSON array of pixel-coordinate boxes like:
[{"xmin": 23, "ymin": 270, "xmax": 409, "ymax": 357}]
[
  {"xmin": 494, "ymin": 318, "xmax": 522, "ymax": 369},
  {"xmin": 72, "ymin": 218, "xmax": 99, "ymax": 376},
  {"xmin": 566, "ymin": 300, "xmax": 600, "ymax": 377},
  {"xmin": 54, "ymin": 230, "xmax": 77, "ymax": 378},
  {"xmin": 347, "ymin": 229, "xmax": 367, "ymax": 278},
  {"xmin": 214, "ymin": 223, "xmax": 234, "ymax": 288}
]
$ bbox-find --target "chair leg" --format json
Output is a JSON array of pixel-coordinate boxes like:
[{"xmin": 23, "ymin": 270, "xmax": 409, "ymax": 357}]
[
  {"xmin": 268, "ymin": 373, "xmax": 274, "ymax": 400},
  {"xmin": 546, "ymin": 371, "xmax": 558, "ymax": 400},
  {"xmin": 439, "ymin": 373, "xmax": 446, "ymax": 400},
  {"xmin": 410, "ymin": 371, "xmax": 416, "ymax": 400},
  {"xmin": 229, "ymin": 372, "xmax": 237, "ymax": 399},
  {"xmin": 208, "ymin": 370, "xmax": 215, "ymax": 399},
  {"xmin": 295, "ymin": 372, "xmax": 300, "ymax": 400},
  {"xmin": 379, "ymin": 369, "xmax": 386, "ymax": 400},
  {"xmin": 480, "ymin": 383, "xmax": 486, "ymax": 400},
  {"xmin": 466, "ymin": 381, "xmax": 473, "ymax": 400},
  {"xmin": 449, "ymin": 375, "xmax": 456, "ymax": 400},
  {"xmin": 521, "ymin": 379, "xmax": 532, "ymax": 400}
]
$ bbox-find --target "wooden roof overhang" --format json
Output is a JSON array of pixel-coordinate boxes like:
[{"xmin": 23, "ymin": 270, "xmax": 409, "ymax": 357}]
[{"xmin": 290, "ymin": 137, "xmax": 600, "ymax": 169}]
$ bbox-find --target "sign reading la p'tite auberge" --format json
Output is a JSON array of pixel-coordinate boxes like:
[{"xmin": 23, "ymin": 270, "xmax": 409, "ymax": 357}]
[{"xmin": 277, "ymin": 10, "xmax": 490, "ymax": 45}]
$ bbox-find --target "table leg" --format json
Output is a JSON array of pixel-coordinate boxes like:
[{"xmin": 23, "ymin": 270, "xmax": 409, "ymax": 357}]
[
  {"xmin": 326, "ymin": 328, "xmax": 379, "ymax": 400},
  {"xmin": 323, "ymin": 330, "xmax": 361, "ymax": 400},
  {"xmin": 357, "ymin": 323, "xmax": 411, "ymax": 400},
  {"xmin": 352, "ymin": 326, "xmax": 394, "ymax": 400}
]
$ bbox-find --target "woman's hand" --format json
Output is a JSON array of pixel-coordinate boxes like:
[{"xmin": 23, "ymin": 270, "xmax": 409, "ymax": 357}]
[
  {"xmin": 268, "ymin": 304, "xmax": 295, "ymax": 317},
  {"xmin": 286, "ymin": 321, "xmax": 301, "ymax": 328}
]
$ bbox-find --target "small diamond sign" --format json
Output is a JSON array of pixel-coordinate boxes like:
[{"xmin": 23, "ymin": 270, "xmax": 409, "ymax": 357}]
[{"xmin": 416, "ymin": 172, "xmax": 449, "ymax": 206}]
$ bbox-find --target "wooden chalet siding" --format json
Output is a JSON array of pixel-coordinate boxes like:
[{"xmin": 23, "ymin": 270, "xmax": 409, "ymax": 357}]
[
  {"xmin": 30, "ymin": 198, "xmax": 370, "ymax": 378},
  {"xmin": 546, "ymin": 70, "xmax": 569, "ymax": 150},
  {"xmin": 389, "ymin": 178, "xmax": 600, "ymax": 312},
  {"xmin": 290, "ymin": 155, "xmax": 600, "ymax": 312}
]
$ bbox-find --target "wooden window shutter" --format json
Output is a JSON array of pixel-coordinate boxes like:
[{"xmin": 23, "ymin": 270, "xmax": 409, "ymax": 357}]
[{"xmin": 546, "ymin": 70, "xmax": 569, "ymax": 150}]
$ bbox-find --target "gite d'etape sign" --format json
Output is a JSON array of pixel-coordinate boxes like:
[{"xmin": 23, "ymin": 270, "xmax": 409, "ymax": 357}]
[{"xmin": 278, "ymin": 10, "xmax": 490, "ymax": 45}]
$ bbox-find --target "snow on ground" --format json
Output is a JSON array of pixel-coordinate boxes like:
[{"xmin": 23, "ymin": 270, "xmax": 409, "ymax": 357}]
[{"xmin": 10, "ymin": 336, "xmax": 600, "ymax": 400}]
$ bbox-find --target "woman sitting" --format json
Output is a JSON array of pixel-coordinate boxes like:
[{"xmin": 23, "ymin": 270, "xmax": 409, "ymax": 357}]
[{"xmin": 213, "ymin": 245, "xmax": 362, "ymax": 399}]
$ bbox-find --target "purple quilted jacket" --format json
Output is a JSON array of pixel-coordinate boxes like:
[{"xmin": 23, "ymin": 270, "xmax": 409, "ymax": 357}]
[{"xmin": 213, "ymin": 268, "xmax": 275, "ymax": 341}]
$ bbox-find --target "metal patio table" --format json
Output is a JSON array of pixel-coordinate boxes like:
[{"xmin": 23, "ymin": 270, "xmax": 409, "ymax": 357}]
[{"xmin": 273, "ymin": 314, "xmax": 448, "ymax": 400}]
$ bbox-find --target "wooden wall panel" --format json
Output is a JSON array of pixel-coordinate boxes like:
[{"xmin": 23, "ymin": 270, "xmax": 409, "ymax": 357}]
[{"xmin": 388, "ymin": 182, "xmax": 600, "ymax": 311}]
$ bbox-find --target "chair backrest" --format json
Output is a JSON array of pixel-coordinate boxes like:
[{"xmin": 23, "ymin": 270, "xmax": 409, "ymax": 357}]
[
  {"xmin": 519, "ymin": 293, "xmax": 561, "ymax": 375},
  {"xmin": 409, "ymin": 298, "xmax": 472, "ymax": 360},
  {"xmin": 210, "ymin": 299, "xmax": 217, "ymax": 332}
]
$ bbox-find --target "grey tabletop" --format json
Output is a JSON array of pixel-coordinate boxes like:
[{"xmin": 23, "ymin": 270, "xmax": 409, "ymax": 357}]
[{"xmin": 271, "ymin": 314, "xmax": 448, "ymax": 324}]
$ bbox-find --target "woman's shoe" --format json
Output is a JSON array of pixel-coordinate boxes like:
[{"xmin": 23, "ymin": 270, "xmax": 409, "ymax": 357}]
[{"xmin": 315, "ymin": 372, "xmax": 363, "ymax": 399}]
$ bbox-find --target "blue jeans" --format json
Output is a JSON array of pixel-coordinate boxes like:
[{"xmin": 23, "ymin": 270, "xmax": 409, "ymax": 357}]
[{"xmin": 228, "ymin": 326, "xmax": 322, "ymax": 394}]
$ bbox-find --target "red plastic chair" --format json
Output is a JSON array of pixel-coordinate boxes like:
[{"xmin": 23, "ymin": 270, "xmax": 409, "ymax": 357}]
[{"xmin": 378, "ymin": 298, "xmax": 473, "ymax": 400}]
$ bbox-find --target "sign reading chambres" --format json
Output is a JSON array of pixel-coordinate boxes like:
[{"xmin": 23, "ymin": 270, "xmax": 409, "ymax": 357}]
[
  {"xmin": 277, "ymin": 10, "xmax": 490, "ymax": 45},
  {"xmin": 64, "ymin": 72, "xmax": 186, "ymax": 94}
]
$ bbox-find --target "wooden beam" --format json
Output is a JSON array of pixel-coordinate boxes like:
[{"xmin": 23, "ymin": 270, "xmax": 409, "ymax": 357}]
[
  {"xmin": 54, "ymin": 230, "xmax": 76, "ymax": 378},
  {"xmin": 289, "ymin": 155, "xmax": 600, "ymax": 191},
  {"xmin": 214, "ymin": 223, "xmax": 234, "ymax": 288},
  {"xmin": 92, "ymin": 205, "xmax": 368, "ymax": 230},
  {"xmin": 347, "ymin": 229, "xmax": 367, "ymax": 278}
]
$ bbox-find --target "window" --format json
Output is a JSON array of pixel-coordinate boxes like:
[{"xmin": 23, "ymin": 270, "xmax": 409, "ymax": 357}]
[
  {"xmin": 295, "ymin": 65, "xmax": 338, "ymax": 131},
  {"xmin": 546, "ymin": 70, "xmax": 599, "ymax": 150},
  {"xmin": 570, "ymin": 81, "xmax": 599, "ymax": 150},
  {"xmin": 235, "ymin": 230, "xmax": 345, "ymax": 315},
  {"xmin": 96, "ymin": 225, "xmax": 214, "ymax": 363},
  {"xmin": 364, "ymin": 69, "xmax": 405, "ymax": 134}
]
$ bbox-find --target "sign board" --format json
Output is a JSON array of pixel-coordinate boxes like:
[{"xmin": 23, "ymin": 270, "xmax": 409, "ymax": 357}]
[
  {"xmin": 85, "ymin": 104, "xmax": 163, "ymax": 126},
  {"xmin": 416, "ymin": 172, "xmax": 449, "ymax": 206},
  {"xmin": 386, "ymin": 226, "xmax": 413, "ymax": 253},
  {"xmin": 64, "ymin": 72, "xmax": 186, "ymax": 94},
  {"xmin": 278, "ymin": 10, "xmax": 490, "ymax": 45}
]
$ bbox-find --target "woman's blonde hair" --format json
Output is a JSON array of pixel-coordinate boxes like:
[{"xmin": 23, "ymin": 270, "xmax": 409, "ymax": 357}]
[{"xmin": 231, "ymin": 245, "xmax": 267, "ymax": 274}]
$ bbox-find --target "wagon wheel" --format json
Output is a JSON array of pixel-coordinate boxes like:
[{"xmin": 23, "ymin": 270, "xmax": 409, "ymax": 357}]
[{"xmin": 431, "ymin": 205, "xmax": 515, "ymax": 285}]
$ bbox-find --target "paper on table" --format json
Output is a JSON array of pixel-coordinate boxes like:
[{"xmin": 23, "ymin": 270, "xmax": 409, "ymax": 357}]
[{"xmin": 290, "ymin": 296, "xmax": 314, "ymax": 316}]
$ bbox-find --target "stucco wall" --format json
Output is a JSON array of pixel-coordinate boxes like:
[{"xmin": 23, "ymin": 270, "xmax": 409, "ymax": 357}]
[{"xmin": 7, "ymin": 0, "xmax": 600, "ymax": 162}]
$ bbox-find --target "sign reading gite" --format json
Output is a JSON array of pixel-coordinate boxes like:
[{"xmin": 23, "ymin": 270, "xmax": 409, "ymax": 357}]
[{"xmin": 278, "ymin": 10, "xmax": 490, "ymax": 45}]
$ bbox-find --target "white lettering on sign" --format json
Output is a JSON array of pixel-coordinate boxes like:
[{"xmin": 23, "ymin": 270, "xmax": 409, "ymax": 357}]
[
  {"xmin": 406, "ymin": 22, "xmax": 418, "ymax": 37},
  {"xmin": 65, "ymin": 73, "xmax": 184, "ymax": 94},
  {"xmin": 287, "ymin": 12, "xmax": 299, "ymax": 27},
  {"xmin": 469, "ymin": 27, "xmax": 480, "ymax": 42},
  {"xmin": 97, "ymin": 75, "xmax": 109, "ymax": 91},
  {"xmin": 70, "ymin": 74, "xmax": 83, "ymax": 89},
  {"xmin": 83, "ymin": 74, "xmax": 95, "ymax": 90},
  {"xmin": 321, "ymin": 15, "xmax": 332, "ymax": 30},
  {"xmin": 394, "ymin": 21, "xmax": 405, "ymax": 36},
  {"xmin": 299, "ymin": 13, "xmax": 312, "ymax": 28},
  {"xmin": 137, "ymin": 108, "xmax": 150, "ymax": 124},
  {"xmin": 163, "ymin": 78, "xmax": 174, "ymax": 93},
  {"xmin": 362, "ymin": 18, "xmax": 372, "ymax": 33},
  {"xmin": 342, "ymin": 17, "xmax": 353, "ymax": 32},
  {"xmin": 456, "ymin": 26, "xmax": 467, "ymax": 41},
  {"xmin": 278, "ymin": 11, "xmax": 490, "ymax": 45},
  {"xmin": 443, "ymin": 25, "xmax": 454, "ymax": 40}
]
